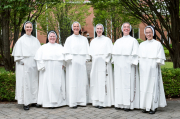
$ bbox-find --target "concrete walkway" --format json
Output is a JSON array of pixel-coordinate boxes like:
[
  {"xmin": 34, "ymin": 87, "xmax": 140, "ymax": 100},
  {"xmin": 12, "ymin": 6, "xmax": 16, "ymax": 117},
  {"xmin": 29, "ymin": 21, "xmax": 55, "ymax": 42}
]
[{"xmin": 0, "ymin": 100, "xmax": 180, "ymax": 119}]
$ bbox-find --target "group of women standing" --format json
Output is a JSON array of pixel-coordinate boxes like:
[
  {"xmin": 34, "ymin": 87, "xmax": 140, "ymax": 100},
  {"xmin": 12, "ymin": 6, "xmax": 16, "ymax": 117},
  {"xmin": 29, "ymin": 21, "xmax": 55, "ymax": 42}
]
[{"xmin": 12, "ymin": 21, "xmax": 167, "ymax": 114}]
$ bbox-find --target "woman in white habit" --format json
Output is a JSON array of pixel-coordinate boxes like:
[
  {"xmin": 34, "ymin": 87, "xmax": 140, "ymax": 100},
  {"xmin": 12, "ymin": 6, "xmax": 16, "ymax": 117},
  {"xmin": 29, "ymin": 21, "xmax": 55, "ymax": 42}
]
[
  {"xmin": 89, "ymin": 24, "xmax": 114, "ymax": 109},
  {"xmin": 112, "ymin": 22, "xmax": 140, "ymax": 111},
  {"xmin": 12, "ymin": 21, "xmax": 41, "ymax": 110},
  {"xmin": 138, "ymin": 25, "xmax": 167, "ymax": 114},
  {"xmin": 34, "ymin": 30, "xmax": 66, "ymax": 109},
  {"xmin": 64, "ymin": 22, "xmax": 90, "ymax": 108}
]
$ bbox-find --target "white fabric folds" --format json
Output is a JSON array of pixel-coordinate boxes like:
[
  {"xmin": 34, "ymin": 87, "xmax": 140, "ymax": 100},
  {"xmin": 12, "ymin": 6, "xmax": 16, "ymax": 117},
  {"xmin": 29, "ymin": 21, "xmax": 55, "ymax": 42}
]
[
  {"xmin": 112, "ymin": 35, "xmax": 140, "ymax": 109},
  {"xmin": 112, "ymin": 35, "xmax": 139, "ymax": 56},
  {"xmin": 89, "ymin": 35, "xmax": 112, "ymax": 56},
  {"xmin": 12, "ymin": 34, "xmax": 41, "ymax": 57},
  {"xmin": 64, "ymin": 34, "xmax": 90, "ymax": 107},
  {"xmin": 64, "ymin": 34, "xmax": 90, "ymax": 56},
  {"xmin": 138, "ymin": 39, "xmax": 167, "ymax": 111},
  {"xmin": 34, "ymin": 43, "xmax": 66, "ymax": 107},
  {"xmin": 89, "ymin": 35, "xmax": 114, "ymax": 107},
  {"xmin": 12, "ymin": 34, "xmax": 41, "ymax": 106},
  {"xmin": 34, "ymin": 43, "xmax": 64, "ymax": 61},
  {"xmin": 138, "ymin": 39, "xmax": 166, "ymax": 63}
]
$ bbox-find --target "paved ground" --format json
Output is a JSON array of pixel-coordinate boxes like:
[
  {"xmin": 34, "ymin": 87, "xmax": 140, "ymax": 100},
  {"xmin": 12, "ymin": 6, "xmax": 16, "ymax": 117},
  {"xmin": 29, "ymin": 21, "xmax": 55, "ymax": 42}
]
[
  {"xmin": 0, "ymin": 101, "xmax": 180, "ymax": 119},
  {"xmin": 1, "ymin": 63, "xmax": 180, "ymax": 119}
]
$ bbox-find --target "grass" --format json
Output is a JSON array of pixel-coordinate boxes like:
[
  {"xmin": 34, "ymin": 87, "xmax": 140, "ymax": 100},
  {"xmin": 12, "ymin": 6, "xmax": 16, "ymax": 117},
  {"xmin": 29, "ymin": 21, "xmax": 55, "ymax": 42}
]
[{"xmin": 161, "ymin": 62, "xmax": 173, "ymax": 69}]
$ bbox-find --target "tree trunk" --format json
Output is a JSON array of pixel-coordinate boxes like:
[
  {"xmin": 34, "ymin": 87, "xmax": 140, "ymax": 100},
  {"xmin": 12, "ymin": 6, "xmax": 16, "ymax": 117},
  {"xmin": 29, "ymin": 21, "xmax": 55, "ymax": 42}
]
[
  {"xmin": 171, "ymin": 36, "xmax": 180, "ymax": 68},
  {"xmin": 169, "ymin": 0, "xmax": 180, "ymax": 68},
  {"xmin": 2, "ymin": 8, "xmax": 14, "ymax": 71},
  {"xmin": 112, "ymin": 16, "xmax": 117, "ymax": 42},
  {"xmin": 0, "ymin": 27, "xmax": 2, "ymax": 55}
]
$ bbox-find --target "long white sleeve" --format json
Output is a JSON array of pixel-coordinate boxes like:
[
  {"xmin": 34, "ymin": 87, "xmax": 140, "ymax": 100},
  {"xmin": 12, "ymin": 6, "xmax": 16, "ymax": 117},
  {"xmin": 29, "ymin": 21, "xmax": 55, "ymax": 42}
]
[{"xmin": 36, "ymin": 60, "xmax": 45, "ymax": 71}]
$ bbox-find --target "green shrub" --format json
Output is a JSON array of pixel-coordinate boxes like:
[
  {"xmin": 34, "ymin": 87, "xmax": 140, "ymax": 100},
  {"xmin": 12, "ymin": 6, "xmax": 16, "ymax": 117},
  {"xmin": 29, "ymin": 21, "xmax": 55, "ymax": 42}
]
[
  {"xmin": 162, "ymin": 68, "xmax": 180, "ymax": 98},
  {"xmin": 163, "ymin": 46, "xmax": 167, "ymax": 50},
  {"xmin": 164, "ymin": 50, "xmax": 170, "ymax": 57},
  {"xmin": 137, "ymin": 38, "xmax": 144, "ymax": 44},
  {"xmin": 0, "ymin": 72, "xmax": 16, "ymax": 101}
]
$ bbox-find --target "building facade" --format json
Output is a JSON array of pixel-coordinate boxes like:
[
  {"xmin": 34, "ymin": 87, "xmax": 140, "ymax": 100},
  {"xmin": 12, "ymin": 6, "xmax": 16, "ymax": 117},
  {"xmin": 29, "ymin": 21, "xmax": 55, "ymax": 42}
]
[{"xmin": 36, "ymin": 1, "xmax": 169, "ymax": 44}]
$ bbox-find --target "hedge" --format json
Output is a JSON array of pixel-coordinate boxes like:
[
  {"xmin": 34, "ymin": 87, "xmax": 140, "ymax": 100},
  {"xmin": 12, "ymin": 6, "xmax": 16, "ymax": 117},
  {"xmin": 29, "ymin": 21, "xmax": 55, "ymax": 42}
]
[
  {"xmin": 0, "ymin": 68, "xmax": 180, "ymax": 101},
  {"xmin": 161, "ymin": 68, "xmax": 180, "ymax": 98},
  {"xmin": 164, "ymin": 50, "xmax": 170, "ymax": 58},
  {"xmin": 0, "ymin": 72, "xmax": 15, "ymax": 101}
]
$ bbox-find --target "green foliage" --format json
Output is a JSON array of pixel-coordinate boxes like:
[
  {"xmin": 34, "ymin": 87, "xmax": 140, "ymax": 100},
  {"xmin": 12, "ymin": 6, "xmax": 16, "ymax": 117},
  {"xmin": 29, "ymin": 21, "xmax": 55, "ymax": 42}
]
[
  {"xmin": 0, "ymin": 67, "xmax": 6, "ymax": 73},
  {"xmin": 162, "ymin": 68, "xmax": 180, "ymax": 98},
  {"xmin": 164, "ymin": 50, "xmax": 170, "ymax": 58},
  {"xmin": 137, "ymin": 39, "xmax": 144, "ymax": 44},
  {"xmin": 90, "ymin": 0, "xmax": 141, "ymax": 41},
  {"xmin": 118, "ymin": 0, "xmax": 180, "ymax": 68},
  {"xmin": 0, "ymin": 0, "xmax": 63, "ymax": 71},
  {"xmin": 0, "ymin": 72, "xmax": 15, "ymax": 101},
  {"xmin": 37, "ymin": 0, "xmax": 91, "ymax": 45}
]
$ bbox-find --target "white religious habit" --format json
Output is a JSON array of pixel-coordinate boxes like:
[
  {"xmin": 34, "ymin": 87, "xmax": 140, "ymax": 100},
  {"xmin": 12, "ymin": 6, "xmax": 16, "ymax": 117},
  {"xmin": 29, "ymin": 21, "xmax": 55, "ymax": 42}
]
[
  {"xmin": 12, "ymin": 34, "xmax": 41, "ymax": 106},
  {"xmin": 89, "ymin": 35, "xmax": 114, "ymax": 107},
  {"xmin": 138, "ymin": 39, "xmax": 167, "ymax": 111},
  {"xmin": 64, "ymin": 34, "xmax": 90, "ymax": 107},
  {"xmin": 34, "ymin": 43, "xmax": 66, "ymax": 107},
  {"xmin": 112, "ymin": 35, "xmax": 140, "ymax": 109}
]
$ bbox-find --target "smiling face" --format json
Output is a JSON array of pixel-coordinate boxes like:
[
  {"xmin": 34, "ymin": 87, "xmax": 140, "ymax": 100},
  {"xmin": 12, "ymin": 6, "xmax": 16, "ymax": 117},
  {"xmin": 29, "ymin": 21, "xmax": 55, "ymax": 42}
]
[
  {"xmin": 25, "ymin": 23, "xmax": 33, "ymax": 35},
  {"xmin": 48, "ymin": 33, "xmax": 56, "ymax": 44},
  {"xmin": 122, "ymin": 23, "xmax": 130, "ymax": 36},
  {"xmin": 73, "ymin": 23, "xmax": 80, "ymax": 35},
  {"xmin": 145, "ymin": 28, "xmax": 153, "ymax": 40},
  {"xmin": 96, "ymin": 25, "xmax": 103, "ymax": 37}
]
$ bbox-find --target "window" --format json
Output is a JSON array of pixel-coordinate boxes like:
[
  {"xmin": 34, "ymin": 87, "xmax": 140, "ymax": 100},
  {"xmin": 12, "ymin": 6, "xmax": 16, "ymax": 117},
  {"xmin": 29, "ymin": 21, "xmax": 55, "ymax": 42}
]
[{"xmin": 133, "ymin": 28, "xmax": 139, "ymax": 39}]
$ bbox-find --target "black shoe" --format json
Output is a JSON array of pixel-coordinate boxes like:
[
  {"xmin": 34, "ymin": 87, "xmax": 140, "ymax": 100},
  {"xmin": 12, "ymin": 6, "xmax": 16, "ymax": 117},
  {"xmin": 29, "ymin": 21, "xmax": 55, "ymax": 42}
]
[
  {"xmin": 124, "ymin": 108, "xmax": 130, "ymax": 112},
  {"xmin": 142, "ymin": 110, "xmax": 148, "ymax": 113},
  {"xmin": 49, "ymin": 107, "xmax": 55, "ymax": 109},
  {"xmin": 31, "ymin": 103, "xmax": 41, "ymax": 108},
  {"xmin": 95, "ymin": 106, "xmax": 99, "ymax": 108},
  {"xmin": 72, "ymin": 106, "xmax": 78, "ymax": 109},
  {"xmin": 23, "ymin": 105, "xmax": 29, "ymax": 110},
  {"xmin": 149, "ymin": 110, "xmax": 156, "ymax": 114},
  {"xmin": 31, "ymin": 103, "xmax": 36, "ymax": 107},
  {"xmin": 36, "ymin": 104, "xmax": 42, "ymax": 108},
  {"xmin": 98, "ymin": 106, "xmax": 103, "ymax": 109}
]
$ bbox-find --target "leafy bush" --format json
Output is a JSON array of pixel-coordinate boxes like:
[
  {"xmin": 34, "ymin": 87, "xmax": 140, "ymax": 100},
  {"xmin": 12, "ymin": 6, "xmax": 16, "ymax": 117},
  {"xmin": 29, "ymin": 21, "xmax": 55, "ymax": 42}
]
[
  {"xmin": 164, "ymin": 49, "xmax": 170, "ymax": 57},
  {"xmin": 162, "ymin": 68, "xmax": 180, "ymax": 98},
  {"xmin": 137, "ymin": 38, "xmax": 144, "ymax": 44},
  {"xmin": 0, "ymin": 72, "xmax": 16, "ymax": 101}
]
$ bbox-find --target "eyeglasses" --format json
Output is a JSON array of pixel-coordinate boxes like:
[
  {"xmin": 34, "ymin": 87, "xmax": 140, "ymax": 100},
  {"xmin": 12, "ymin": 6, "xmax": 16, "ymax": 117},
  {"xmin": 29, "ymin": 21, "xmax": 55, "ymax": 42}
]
[
  {"xmin": 145, "ymin": 32, "xmax": 153, "ymax": 34},
  {"xmin": 123, "ymin": 26, "xmax": 130, "ymax": 29}
]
